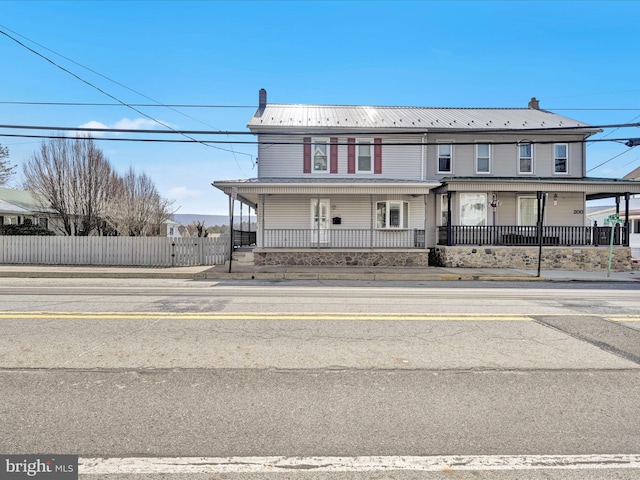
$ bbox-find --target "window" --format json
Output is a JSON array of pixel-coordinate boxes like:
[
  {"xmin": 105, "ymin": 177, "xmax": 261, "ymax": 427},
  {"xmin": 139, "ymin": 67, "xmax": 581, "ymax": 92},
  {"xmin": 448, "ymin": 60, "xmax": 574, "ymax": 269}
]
[
  {"xmin": 518, "ymin": 196, "xmax": 538, "ymax": 226},
  {"xmin": 554, "ymin": 144, "xmax": 568, "ymax": 174},
  {"xmin": 438, "ymin": 143, "xmax": 453, "ymax": 173},
  {"xmin": 440, "ymin": 194, "xmax": 449, "ymax": 226},
  {"xmin": 312, "ymin": 138, "xmax": 328, "ymax": 171},
  {"xmin": 460, "ymin": 193, "xmax": 487, "ymax": 226},
  {"xmin": 518, "ymin": 143, "xmax": 533, "ymax": 174},
  {"xmin": 38, "ymin": 218, "xmax": 48, "ymax": 229},
  {"xmin": 376, "ymin": 201, "xmax": 409, "ymax": 229},
  {"xmin": 356, "ymin": 139, "xmax": 372, "ymax": 172},
  {"xmin": 476, "ymin": 144, "xmax": 491, "ymax": 174}
]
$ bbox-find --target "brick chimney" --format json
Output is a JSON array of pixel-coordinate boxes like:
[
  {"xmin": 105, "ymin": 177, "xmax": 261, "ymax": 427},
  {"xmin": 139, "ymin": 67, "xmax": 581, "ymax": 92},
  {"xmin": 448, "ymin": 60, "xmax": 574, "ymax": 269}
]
[
  {"xmin": 259, "ymin": 88, "xmax": 267, "ymax": 109},
  {"xmin": 528, "ymin": 97, "xmax": 540, "ymax": 109}
]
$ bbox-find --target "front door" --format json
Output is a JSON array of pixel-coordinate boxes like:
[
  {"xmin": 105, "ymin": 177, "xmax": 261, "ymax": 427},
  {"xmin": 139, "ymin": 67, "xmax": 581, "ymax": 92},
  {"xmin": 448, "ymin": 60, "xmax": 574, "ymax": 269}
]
[{"xmin": 310, "ymin": 199, "xmax": 330, "ymax": 245}]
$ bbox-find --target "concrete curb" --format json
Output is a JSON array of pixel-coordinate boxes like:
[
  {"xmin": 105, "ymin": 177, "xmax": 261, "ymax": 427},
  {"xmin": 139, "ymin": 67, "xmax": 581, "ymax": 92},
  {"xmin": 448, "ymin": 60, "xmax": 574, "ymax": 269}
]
[{"xmin": 0, "ymin": 267, "xmax": 636, "ymax": 282}]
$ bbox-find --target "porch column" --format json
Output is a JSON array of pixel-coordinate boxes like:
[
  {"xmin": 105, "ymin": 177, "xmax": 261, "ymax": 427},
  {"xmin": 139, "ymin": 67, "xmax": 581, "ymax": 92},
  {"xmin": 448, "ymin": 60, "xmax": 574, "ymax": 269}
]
[
  {"xmin": 316, "ymin": 193, "xmax": 320, "ymax": 249},
  {"xmin": 424, "ymin": 194, "xmax": 428, "ymax": 249},
  {"xmin": 260, "ymin": 194, "xmax": 265, "ymax": 248},
  {"xmin": 446, "ymin": 191, "xmax": 453, "ymax": 246},
  {"xmin": 228, "ymin": 195, "xmax": 235, "ymax": 273},
  {"xmin": 625, "ymin": 192, "xmax": 631, "ymax": 246},
  {"xmin": 370, "ymin": 194, "xmax": 374, "ymax": 249}
]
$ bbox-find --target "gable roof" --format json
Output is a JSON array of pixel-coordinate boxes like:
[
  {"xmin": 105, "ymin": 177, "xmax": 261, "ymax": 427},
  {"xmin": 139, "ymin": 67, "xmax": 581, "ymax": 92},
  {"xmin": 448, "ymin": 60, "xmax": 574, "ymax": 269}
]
[
  {"xmin": 624, "ymin": 166, "xmax": 640, "ymax": 180},
  {"xmin": 248, "ymin": 103, "xmax": 598, "ymax": 134},
  {"xmin": 0, "ymin": 186, "xmax": 53, "ymax": 213}
]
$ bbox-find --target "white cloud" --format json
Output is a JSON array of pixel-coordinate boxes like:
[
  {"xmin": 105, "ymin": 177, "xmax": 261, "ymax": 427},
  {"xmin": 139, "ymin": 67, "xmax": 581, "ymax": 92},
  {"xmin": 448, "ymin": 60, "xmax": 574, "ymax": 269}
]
[
  {"xmin": 77, "ymin": 117, "xmax": 172, "ymax": 136},
  {"xmin": 114, "ymin": 118, "xmax": 165, "ymax": 130},
  {"xmin": 77, "ymin": 120, "xmax": 109, "ymax": 137}
]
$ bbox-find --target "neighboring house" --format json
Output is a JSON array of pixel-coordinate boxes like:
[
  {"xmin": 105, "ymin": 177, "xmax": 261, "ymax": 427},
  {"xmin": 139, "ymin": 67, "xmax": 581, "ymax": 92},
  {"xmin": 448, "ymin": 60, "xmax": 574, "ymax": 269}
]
[
  {"xmin": 0, "ymin": 186, "xmax": 60, "ymax": 232},
  {"xmin": 213, "ymin": 90, "xmax": 640, "ymax": 269},
  {"xmin": 164, "ymin": 218, "xmax": 183, "ymax": 238},
  {"xmin": 587, "ymin": 167, "xmax": 640, "ymax": 260}
]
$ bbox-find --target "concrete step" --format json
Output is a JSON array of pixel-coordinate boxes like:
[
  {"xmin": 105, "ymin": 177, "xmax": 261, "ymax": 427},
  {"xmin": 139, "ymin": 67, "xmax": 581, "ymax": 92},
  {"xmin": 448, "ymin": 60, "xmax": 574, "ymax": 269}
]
[{"xmin": 232, "ymin": 251, "xmax": 254, "ymax": 264}]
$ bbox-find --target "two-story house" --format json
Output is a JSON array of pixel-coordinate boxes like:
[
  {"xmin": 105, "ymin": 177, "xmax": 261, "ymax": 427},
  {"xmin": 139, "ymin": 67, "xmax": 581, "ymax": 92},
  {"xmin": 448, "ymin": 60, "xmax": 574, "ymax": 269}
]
[{"xmin": 213, "ymin": 90, "xmax": 640, "ymax": 270}]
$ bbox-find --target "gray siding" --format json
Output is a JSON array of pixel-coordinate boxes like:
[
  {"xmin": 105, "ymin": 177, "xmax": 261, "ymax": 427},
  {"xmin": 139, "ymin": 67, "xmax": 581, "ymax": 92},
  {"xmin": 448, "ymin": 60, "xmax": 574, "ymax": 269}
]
[
  {"xmin": 441, "ymin": 191, "xmax": 586, "ymax": 227},
  {"xmin": 259, "ymin": 133, "xmax": 586, "ymax": 180},
  {"xmin": 425, "ymin": 133, "xmax": 586, "ymax": 179}
]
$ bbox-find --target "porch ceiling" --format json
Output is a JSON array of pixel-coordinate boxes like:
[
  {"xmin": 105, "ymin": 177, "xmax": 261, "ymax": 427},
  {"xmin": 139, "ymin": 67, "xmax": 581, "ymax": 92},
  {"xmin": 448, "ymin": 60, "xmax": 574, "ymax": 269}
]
[
  {"xmin": 213, "ymin": 178, "xmax": 441, "ymax": 206},
  {"xmin": 436, "ymin": 177, "xmax": 640, "ymax": 197}
]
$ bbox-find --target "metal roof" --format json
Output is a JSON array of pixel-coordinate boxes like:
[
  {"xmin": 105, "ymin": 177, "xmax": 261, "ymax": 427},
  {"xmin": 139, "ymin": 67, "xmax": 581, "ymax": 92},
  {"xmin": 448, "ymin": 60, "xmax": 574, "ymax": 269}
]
[
  {"xmin": 248, "ymin": 103, "xmax": 596, "ymax": 133},
  {"xmin": 0, "ymin": 186, "xmax": 52, "ymax": 213}
]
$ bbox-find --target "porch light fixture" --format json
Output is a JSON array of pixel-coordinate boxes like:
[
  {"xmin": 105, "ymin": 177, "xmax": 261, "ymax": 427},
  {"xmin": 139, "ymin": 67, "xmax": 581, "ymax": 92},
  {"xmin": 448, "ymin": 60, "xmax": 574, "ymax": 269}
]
[
  {"xmin": 490, "ymin": 196, "xmax": 501, "ymax": 209},
  {"xmin": 553, "ymin": 193, "xmax": 558, "ymax": 206}
]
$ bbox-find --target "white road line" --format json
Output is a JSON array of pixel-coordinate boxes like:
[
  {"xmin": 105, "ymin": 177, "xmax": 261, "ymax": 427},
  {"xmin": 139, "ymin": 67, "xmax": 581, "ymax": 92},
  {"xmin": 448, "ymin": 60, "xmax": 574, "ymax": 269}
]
[{"xmin": 80, "ymin": 455, "xmax": 640, "ymax": 474}]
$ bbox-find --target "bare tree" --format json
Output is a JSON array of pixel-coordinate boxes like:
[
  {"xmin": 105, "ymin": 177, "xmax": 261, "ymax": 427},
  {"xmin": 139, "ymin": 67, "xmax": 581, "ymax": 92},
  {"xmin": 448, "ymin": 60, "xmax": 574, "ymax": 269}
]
[
  {"xmin": 104, "ymin": 167, "xmax": 174, "ymax": 236},
  {"xmin": 23, "ymin": 136, "xmax": 115, "ymax": 235},
  {"xmin": 0, "ymin": 144, "xmax": 17, "ymax": 185},
  {"xmin": 187, "ymin": 220, "xmax": 209, "ymax": 237}
]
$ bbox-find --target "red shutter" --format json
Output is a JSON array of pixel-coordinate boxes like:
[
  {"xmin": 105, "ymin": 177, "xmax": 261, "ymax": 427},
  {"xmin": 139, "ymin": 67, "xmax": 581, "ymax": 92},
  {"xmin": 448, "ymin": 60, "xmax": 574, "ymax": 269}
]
[
  {"xmin": 330, "ymin": 137, "xmax": 338, "ymax": 174},
  {"xmin": 347, "ymin": 138, "xmax": 356, "ymax": 174},
  {"xmin": 303, "ymin": 137, "xmax": 311, "ymax": 174},
  {"xmin": 374, "ymin": 138, "xmax": 382, "ymax": 174}
]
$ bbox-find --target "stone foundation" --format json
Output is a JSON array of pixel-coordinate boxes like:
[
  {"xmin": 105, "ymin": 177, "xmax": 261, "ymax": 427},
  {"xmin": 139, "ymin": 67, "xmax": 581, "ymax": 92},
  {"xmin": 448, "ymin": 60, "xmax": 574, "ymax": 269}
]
[
  {"xmin": 254, "ymin": 249, "xmax": 430, "ymax": 267},
  {"xmin": 431, "ymin": 246, "xmax": 632, "ymax": 271}
]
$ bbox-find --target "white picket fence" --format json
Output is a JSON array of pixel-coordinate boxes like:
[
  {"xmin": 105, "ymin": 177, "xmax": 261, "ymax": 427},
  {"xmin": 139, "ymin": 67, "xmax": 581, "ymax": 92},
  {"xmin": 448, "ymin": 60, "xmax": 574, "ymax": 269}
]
[{"xmin": 0, "ymin": 236, "xmax": 230, "ymax": 266}]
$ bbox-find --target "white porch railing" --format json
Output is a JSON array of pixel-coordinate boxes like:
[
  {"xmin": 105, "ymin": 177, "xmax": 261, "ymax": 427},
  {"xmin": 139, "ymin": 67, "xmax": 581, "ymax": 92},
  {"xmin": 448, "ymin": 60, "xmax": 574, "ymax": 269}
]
[
  {"xmin": 262, "ymin": 229, "xmax": 426, "ymax": 249},
  {"xmin": 0, "ymin": 236, "xmax": 230, "ymax": 266}
]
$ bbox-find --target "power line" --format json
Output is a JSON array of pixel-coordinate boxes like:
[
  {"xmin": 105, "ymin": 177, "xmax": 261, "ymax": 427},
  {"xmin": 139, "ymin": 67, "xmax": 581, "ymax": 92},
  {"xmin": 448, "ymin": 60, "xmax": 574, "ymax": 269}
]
[
  {"xmin": 0, "ymin": 101, "xmax": 254, "ymax": 108},
  {"xmin": 0, "ymin": 26, "xmax": 251, "ymax": 163},
  {"xmin": 0, "ymin": 131, "xmax": 635, "ymax": 147},
  {"xmin": 1, "ymin": 121, "xmax": 639, "ymax": 136},
  {"xmin": 1, "ymin": 101, "xmax": 640, "ymax": 111}
]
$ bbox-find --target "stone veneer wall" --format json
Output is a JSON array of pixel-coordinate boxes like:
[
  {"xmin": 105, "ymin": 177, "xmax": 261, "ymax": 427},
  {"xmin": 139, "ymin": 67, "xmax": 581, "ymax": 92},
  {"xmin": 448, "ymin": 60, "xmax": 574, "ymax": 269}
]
[
  {"xmin": 431, "ymin": 246, "xmax": 632, "ymax": 271},
  {"xmin": 254, "ymin": 249, "xmax": 430, "ymax": 267}
]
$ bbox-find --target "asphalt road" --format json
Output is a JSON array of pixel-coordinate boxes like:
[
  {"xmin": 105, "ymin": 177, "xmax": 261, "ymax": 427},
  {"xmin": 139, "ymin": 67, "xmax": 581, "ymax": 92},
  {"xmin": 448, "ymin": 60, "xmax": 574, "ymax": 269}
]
[{"xmin": 1, "ymin": 278, "xmax": 640, "ymax": 479}]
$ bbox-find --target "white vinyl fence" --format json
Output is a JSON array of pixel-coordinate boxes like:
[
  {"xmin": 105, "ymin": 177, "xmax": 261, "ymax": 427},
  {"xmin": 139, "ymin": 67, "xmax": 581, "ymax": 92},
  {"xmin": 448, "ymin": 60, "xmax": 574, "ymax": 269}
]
[{"xmin": 0, "ymin": 236, "xmax": 230, "ymax": 267}]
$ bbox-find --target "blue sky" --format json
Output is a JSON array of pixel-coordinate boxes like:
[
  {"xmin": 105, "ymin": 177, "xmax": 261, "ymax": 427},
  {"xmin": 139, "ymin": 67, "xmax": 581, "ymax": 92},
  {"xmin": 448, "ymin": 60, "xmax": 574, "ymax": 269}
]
[{"xmin": 1, "ymin": 0, "xmax": 639, "ymax": 214}]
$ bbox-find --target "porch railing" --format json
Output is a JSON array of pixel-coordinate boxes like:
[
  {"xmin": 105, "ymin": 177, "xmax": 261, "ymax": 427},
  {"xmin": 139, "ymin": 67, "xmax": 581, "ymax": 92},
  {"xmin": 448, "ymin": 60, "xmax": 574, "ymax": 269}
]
[
  {"xmin": 233, "ymin": 229, "xmax": 257, "ymax": 247},
  {"xmin": 438, "ymin": 224, "xmax": 628, "ymax": 247},
  {"xmin": 262, "ymin": 229, "xmax": 426, "ymax": 249}
]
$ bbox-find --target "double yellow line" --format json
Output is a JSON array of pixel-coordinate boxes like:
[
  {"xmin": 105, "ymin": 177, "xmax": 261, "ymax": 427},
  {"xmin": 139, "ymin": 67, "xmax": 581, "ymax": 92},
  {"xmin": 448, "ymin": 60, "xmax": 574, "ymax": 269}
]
[{"xmin": 1, "ymin": 311, "xmax": 639, "ymax": 322}]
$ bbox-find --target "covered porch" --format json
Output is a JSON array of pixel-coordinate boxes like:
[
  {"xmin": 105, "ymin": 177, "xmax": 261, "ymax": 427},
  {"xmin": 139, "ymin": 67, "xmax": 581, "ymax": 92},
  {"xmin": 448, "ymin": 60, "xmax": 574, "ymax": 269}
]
[
  {"xmin": 212, "ymin": 178, "xmax": 439, "ymax": 266},
  {"xmin": 213, "ymin": 178, "xmax": 440, "ymax": 249},
  {"xmin": 435, "ymin": 178, "xmax": 640, "ymax": 248}
]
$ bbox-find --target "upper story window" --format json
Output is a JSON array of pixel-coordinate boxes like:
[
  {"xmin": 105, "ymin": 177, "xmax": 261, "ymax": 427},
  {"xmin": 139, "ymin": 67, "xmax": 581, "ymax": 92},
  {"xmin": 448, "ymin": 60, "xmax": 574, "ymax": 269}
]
[
  {"xmin": 376, "ymin": 200, "xmax": 409, "ymax": 229},
  {"xmin": 554, "ymin": 144, "xmax": 568, "ymax": 174},
  {"xmin": 357, "ymin": 139, "xmax": 373, "ymax": 173},
  {"xmin": 476, "ymin": 144, "xmax": 491, "ymax": 174},
  {"xmin": 437, "ymin": 143, "xmax": 453, "ymax": 174},
  {"xmin": 312, "ymin": 138, "xmax": 328, "ymax": 172},
  {"xmin": 518, "ymin": 143, "xmax": 533, "ymax": 174}
]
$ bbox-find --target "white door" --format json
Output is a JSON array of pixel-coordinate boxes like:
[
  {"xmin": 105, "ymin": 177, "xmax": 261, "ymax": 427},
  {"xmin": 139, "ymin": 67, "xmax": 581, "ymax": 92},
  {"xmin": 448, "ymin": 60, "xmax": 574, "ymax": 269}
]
[{"xmin": 310, "ymin": 199, "xmax": 330, "ymax": 244}]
